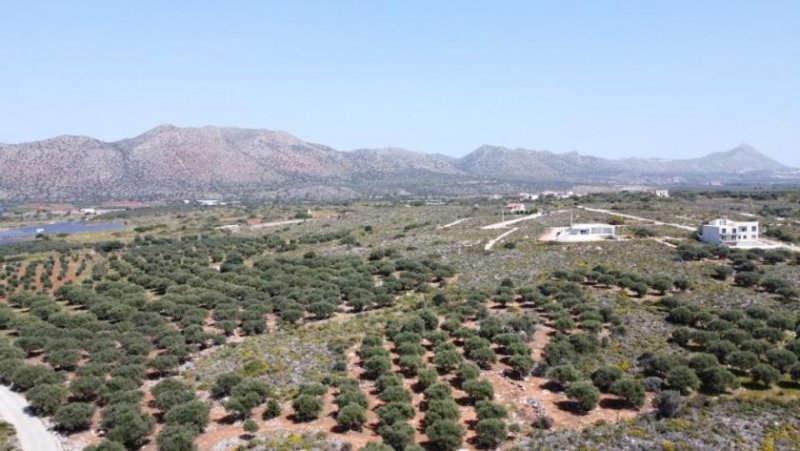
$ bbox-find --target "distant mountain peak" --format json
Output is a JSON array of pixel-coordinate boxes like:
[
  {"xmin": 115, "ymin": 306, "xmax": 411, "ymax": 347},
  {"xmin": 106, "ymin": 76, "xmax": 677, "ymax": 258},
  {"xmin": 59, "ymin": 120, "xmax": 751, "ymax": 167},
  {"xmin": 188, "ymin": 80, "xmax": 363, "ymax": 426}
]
[
  {"xmin": 693, "ymin": 144, "xmax": 788, "ymax": 172},
  {"xmin": 146, "ymin": 123, "xmax": 179, "ymax": 133},
  {"xmin": 724, "ymin": 143, "xmax": 759, "ymax": 155}
]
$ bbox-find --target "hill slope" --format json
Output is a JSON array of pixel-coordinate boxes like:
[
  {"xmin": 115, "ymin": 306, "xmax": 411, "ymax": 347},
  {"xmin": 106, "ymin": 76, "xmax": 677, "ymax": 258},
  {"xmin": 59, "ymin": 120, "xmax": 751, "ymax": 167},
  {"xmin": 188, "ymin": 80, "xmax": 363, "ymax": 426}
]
[{"xmin": 0, "ymin": 125, "xmax": 794, "ymax": 201}]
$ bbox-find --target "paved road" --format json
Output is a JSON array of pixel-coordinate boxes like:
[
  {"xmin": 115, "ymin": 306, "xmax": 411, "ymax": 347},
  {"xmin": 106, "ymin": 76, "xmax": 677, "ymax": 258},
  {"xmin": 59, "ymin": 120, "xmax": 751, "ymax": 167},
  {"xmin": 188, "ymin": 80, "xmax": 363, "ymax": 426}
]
[{"xmin": 0, "ymin": 385, "xmax": 62, "ymax": 451}]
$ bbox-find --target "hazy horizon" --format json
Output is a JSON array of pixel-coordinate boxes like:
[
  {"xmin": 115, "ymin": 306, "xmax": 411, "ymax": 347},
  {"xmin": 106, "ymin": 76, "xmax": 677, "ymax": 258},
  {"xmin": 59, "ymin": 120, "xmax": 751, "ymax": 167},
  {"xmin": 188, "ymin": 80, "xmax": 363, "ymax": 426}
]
[
  {"xmin": 2, "ymin": 1, "xmax": 798, "ymax": 165},
  {"xmin": 1, "ymin": 122, "xmax": 794, "ymax": 168}
]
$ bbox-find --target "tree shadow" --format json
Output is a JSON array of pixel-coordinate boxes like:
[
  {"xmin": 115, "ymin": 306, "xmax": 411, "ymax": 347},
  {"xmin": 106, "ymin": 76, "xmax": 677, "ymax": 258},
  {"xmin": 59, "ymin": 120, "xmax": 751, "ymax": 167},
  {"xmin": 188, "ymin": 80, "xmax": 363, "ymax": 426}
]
[
  {"xmin": 146, "ymin": 371, "xmax": 173, "ymax": 381},
  {"xmin": 356, "ymin": 371, "xmax": 374, "ymax": 383},
  {"xmin": 741, "ymin": 381, "xmax": 772, "ymax": 391},
  {"xmin": 215, "ymin": 413, "xmax": 241, "ymax": 425},
  {"xmin": 455, "ymin": 395, "xmax": 473, "ymax": 407},
  {"xmin": 501, "ymin": 368, "xmax": 527, "ymax": 380},
  {"xmin": 554, "ymin": 400, "xmax": 589, "ymax": 415},
  {"xmin": 539, "ymin": 380, "xmax": 562, "ymax": 392},
  {"xmin": 598, "ymin": 397, "xmax": 632, "ymax": 410},
  {"xmin": 286, "ymin": 413, "xmax": 316, "ymax": 423},
  {"xmin": 330, "ymin": 423, "xmax": 363, "ymax": 434}
]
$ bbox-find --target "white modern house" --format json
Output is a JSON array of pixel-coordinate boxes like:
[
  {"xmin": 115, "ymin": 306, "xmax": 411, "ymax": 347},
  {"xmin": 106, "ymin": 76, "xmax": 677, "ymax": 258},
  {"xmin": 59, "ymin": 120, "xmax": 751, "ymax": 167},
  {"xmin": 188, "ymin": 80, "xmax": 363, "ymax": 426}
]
[
  {"xmin": 654, "ymin": 189, "xmax": 670, "ymax": 198},
  {"xmin": 552, "ymin": 223, "xmax": 616, "ymax": 241},
  {"xmin": 698, "ymin": 218, "xmax": 759, "ymax": 246},
  {"xmin": 567, "ymin": 223, "xmax": 615, "ymax": 238}
]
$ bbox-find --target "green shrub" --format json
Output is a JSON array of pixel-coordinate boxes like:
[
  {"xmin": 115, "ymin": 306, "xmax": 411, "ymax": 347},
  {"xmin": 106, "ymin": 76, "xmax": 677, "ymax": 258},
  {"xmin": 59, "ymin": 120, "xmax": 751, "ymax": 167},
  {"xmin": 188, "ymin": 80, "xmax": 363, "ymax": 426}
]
[
  {"xmin": 548, "ymin": 364, "xmax": 581, "ymax": 388},
  {"xmin": 750, "ymin": 364, "xmax": 782, "ymax": 388},
  {"xmin": 462, "ymin": 379, "xmax": 494, "ymax": 403},
  {"xmin": 378, "ymin": 422, "xmax": 416, "ymax": 450},
  {"xmin": 591, "ymin": 366, "xmax": 623, "ymax": 392},
  {"xmin": 566, "ymin": 381, "xmax": 599, "ymax": 412},
  {"xmin": 156, "ymin": 424, "xmax": 198, "ymax": 451},
  {"xmin": 376, "ymin": 402, "xmax": 415, "ymax": 426},
  {"xmin": 292, "ymin": 394, "xmax": 323, "ymax": 422},
  {"xmin": 610, "ymin": 378, "xmax": 645, "ymax": 408},
  {"xmin": 54, "ymin": 402, "xmax": 95, "ymax": 432},
  {"xmin": 262, "ymin": 398, "xmax": 281, "ymax": 420},
  {"xmin": 337, "ymin": 403, "xmax": 367, "ymax": 431},
  {"xmin": 475, "ymin": 418, "xmax": 507, "ymax": 448},
  {"xmin": 426, "ymin": 420, "xmax": 464, "ymax": 451},
  {"xmin": 666, "ymin": 366, "xmax": 700, "ymax": 395}
]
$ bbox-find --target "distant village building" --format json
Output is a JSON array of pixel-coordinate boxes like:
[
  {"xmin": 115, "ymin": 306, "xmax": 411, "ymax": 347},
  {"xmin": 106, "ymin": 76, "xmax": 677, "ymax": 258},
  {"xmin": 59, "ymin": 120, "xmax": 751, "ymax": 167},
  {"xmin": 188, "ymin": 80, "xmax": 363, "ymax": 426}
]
[
  {"xmin": 540, "ymin": 190, "xmax": 576, "ymax": 199},
  {"xmin": 519, "ymin": 192, "xmax": 540, "ymax": 201},
  {"xmin": 80, "ymin": 207, "xmax": 123, "ymax": 216},
  {"xmin": 101, "ymin": 200, "xmax": 146, "ymax": 209},
  {"xmin": 698, "ymin": 218, "xmax": 759, "ymax": 246},
  {"xmin": 504, "ymin": 203, "xmax": 527, "ymax": 214},
  {"xmin": 618, "ymin": 186, "xmax": 670, "ymax": 198}
]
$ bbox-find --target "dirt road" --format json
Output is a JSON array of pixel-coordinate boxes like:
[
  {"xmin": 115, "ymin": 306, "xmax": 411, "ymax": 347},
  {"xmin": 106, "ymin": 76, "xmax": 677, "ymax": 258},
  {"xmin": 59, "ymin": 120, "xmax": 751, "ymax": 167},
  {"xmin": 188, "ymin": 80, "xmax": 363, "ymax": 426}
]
[
  {"xmin": 481, "ymin": 212, "xmax": 542, "ymax": 230},
  {"xmin": 0, "ymin": 385, "xmax": 62, "ymax": 451},
  {"xmin": 485, "ymin": 227, "xmax": 519, "ymax": 250},
  {"xmin": 580, "ymin": 206, "xmax": 800, "ymax": 251},
  {"xmin": 578, "ymin": 206, "xmax": 696, "ymax": 231},
  {"xmin": 437, "ymin": 218, "xmax": 467, "ymax": 229},
  {"xmin": 249, "ymin": 219, "xmax": 308, "ymax": 229}
]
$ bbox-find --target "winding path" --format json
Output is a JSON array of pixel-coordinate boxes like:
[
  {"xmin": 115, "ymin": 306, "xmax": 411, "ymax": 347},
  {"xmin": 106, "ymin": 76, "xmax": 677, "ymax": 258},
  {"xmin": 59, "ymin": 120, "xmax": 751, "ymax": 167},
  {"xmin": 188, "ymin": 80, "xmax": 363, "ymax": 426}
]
[
  {"xmin": 436, "ymin": 218, "xmax": 467, "ymax": 230},
  {"xmin": 485, "ymin": 227, "xmax": 519, "ymax": 250},
  {"xmin": 0, "ymin": 385, "xmax": 62, "ymax": 451},
  {"xmin": 481, "ymin": 212, "xmax": 542, "ymax": 230}
]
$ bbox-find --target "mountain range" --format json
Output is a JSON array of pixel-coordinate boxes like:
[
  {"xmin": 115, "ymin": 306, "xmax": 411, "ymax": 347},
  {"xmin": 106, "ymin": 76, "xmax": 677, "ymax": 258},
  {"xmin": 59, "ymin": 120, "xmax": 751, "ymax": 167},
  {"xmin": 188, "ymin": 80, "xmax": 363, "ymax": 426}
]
[{"xmin": 0, "ymin": 125, "xmax": 795, "ymax": 201}]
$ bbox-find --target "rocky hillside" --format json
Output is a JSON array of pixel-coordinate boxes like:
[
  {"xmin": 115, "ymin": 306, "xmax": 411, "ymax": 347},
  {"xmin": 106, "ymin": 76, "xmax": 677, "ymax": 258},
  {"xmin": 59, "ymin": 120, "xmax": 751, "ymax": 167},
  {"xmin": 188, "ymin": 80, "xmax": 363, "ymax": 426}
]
[{"xmin": 0, "ymin": 125, "xmax": 794, "ymax": 201}]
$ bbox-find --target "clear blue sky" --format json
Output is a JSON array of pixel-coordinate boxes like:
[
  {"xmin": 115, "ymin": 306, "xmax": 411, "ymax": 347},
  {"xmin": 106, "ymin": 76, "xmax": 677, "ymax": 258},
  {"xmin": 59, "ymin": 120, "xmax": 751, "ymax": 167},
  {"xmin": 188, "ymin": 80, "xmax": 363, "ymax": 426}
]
[{"xmin": 2, "ymin": 1, "xmax": 798, "ymax": 165}]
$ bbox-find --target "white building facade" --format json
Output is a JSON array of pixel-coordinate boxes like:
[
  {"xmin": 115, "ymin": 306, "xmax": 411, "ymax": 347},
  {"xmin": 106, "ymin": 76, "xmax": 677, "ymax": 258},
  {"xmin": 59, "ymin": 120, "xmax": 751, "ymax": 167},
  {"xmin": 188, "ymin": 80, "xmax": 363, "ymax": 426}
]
[
  {"xmin": 519, "ymin": 192, "xmax": 540, "ymax": 201},
  {"xmin": 698, "ymin": 218, "xmax": 759, "ymax": 246},
  {"xmin": 505, "ymin": 203, "xmax": 527, "ymax": 214},
  {"xmin": 568, "ymin": 223, "xmax": 615, "ymax": 238},
  {"xmin": 553, "ymin": 223, "xmax": 616, "ymax": 241}
]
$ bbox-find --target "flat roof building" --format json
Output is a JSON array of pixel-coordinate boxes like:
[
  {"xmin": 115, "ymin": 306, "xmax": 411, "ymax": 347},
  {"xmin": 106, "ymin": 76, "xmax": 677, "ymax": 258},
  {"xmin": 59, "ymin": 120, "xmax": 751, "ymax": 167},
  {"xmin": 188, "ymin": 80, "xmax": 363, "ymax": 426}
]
[
  {"xmin": 568, "ymin": 223, "xmax": 616, "ymax": 238},
  {"xmin": 698, "ymin": 218, "xmax": 759, "ymax": 246},
  {"xmin": 552, "ymin": 223, "xmax": 616, "ymax": 241}
]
